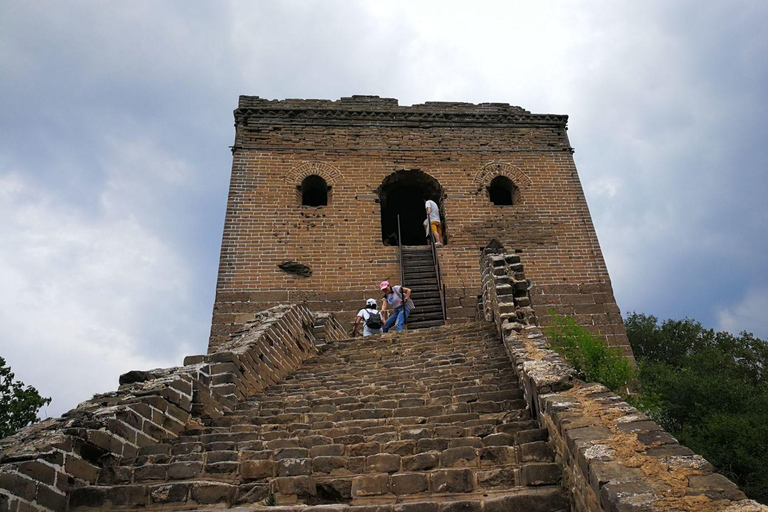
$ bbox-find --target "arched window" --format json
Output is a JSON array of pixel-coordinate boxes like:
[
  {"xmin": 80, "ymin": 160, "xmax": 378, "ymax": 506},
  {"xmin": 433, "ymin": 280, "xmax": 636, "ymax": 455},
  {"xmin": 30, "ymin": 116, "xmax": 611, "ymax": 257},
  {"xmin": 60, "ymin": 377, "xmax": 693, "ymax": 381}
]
[
  {"xmin": 487, "ymin": 176, "xmax": 519, "ymax": 206},
  {"xmin": 300, "ymin": 175, "xmax": 329, "ymax": 206}
]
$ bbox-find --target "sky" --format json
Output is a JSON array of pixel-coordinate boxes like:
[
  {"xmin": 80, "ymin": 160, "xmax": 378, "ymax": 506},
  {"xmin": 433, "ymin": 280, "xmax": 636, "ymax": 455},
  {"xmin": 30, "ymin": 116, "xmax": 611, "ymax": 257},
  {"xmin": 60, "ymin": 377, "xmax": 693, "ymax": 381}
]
[{"xmin": 1, "ymin": 1, "xmax": 767, "ymax": 418}]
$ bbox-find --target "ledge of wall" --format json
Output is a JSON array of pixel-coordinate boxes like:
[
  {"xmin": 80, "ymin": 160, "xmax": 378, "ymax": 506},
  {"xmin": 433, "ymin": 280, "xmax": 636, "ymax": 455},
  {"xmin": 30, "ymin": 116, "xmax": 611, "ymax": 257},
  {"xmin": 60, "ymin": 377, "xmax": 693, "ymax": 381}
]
[
  {"xmin": 480, "ymin": 250, "xmax": 767, "ymax": 512},
  {"xmin": 0, "ymin": 305, "xmax": 346, "ymax": 512}
]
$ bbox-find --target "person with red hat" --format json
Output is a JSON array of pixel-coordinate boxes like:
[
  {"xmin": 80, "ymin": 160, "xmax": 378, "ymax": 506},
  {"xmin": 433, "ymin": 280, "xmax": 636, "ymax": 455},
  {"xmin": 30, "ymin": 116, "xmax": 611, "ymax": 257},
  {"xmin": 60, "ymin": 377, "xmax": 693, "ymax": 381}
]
[{"xmin": 379, "ymin": 281, "xmax": 414, "ymax": 332}]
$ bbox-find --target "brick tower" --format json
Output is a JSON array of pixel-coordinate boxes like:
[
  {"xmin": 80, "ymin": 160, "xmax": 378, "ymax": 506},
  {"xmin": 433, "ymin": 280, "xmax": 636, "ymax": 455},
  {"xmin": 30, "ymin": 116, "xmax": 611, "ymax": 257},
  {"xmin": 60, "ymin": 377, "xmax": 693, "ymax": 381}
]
[{"xmin": 210, "ymin": 96, "xmax": 629, "ymax": 357}]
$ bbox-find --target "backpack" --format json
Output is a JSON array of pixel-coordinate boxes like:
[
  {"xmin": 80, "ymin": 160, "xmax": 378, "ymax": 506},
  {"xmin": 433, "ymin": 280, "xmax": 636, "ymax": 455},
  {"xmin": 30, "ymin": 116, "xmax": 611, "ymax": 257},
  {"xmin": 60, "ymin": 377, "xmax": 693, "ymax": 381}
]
[{"xmin": 365, "ymin": 310, "xmax": 383, "ymax": 329}]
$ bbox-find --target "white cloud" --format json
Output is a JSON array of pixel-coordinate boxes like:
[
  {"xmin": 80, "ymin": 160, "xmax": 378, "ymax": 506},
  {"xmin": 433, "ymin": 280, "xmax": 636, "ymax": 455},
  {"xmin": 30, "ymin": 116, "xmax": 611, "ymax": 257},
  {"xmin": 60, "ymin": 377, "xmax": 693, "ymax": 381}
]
[
  {"xmin": 0, "ymin": 158, "xmax": 200, "ymax": 418},
  {"xmin": 717, "ymin": 287, "xmax": 768, "ymax": 339},
  {"xmin": 1, "ymin": 0, "xmax": 767, "ymax": 420}
]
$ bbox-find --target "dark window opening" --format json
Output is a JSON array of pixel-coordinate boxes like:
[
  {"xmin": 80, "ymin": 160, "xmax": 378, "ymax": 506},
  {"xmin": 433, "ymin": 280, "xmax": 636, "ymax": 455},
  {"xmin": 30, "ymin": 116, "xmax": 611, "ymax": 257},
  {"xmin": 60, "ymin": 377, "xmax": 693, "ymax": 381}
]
[
  {"xmin": 300, "ymin": 175, "xmax": 329, "ymax": 206},
  {"xmin": 378, "ymin": 169, "xmax": 444, "ymax": 246},
  {"xmin": 488, "ymin": 176, "xmax": 519, "ymax": 206}
]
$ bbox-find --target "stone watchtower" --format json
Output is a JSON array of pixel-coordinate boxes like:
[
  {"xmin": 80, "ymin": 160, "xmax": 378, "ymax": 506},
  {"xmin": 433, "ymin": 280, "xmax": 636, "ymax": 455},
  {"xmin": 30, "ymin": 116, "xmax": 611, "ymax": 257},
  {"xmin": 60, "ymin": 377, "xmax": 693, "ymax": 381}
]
[{"xmin": 210, "ymin": 96, "xmax": 629, "ymax": 357}]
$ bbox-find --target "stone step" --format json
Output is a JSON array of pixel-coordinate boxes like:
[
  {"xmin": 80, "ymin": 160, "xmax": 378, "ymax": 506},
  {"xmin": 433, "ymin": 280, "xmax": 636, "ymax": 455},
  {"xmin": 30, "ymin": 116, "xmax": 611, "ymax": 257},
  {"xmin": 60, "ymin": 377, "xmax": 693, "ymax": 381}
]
[
  {"xmin": 403, "ymin": 278, "xmax": 439, "ymax": 287},
  {"xmin": 408, "ymin": 319, "xmax": 446, "ymax": 329},
  {"xmin": 71, "ymin": 323, "xmax": 564, "ymax": 511},
  {"xmin": 101, "ymin": 446, "xmax": 558, "ymax": 491},
  {"xmin": 402, "ymin": 265, "xmax": 437, "ymax": 273},
  {"xmin": 247, "ymin": 388, "xmax": 524, "ymax": 410},
  {"xmin": 249, "ymin": 386, "xmax": 521, "ymax": 404},
  {"xmin": 207, "ymin": 405, "xmax": 529, "ymax": 433},
  {"xmin": 160, "ymin": 421, "xmax": 540, "ymax": 457},
  {"xmin": 133, "ymin": 430, "xmax": 546, "ymax": 471},
  {"xmin": 245, "ymin": 379, "xmax": 521, "ymax": 399},
  {"xmin": 78, "ymin": 470, "xmax": 564, "ymax": 509}
]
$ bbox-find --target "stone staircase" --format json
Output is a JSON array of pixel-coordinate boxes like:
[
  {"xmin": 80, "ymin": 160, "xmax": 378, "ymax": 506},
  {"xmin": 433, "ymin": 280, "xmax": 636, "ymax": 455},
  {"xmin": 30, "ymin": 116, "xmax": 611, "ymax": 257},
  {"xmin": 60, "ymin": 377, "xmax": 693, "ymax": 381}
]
[
  {"xmin": 69, "ymin": 323, "xmax": 567, "ymax": 511},
  {"xmin": 401, "ymin": 247, "xmax": 445, "ymax": 330}
]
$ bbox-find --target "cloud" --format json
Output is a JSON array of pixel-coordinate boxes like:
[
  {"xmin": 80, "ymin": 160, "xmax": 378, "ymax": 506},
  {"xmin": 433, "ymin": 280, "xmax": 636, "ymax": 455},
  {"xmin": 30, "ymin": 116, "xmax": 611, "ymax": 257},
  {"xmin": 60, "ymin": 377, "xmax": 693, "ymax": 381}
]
[
  {"xmin": 718, "ymin": 287, "xmax": 768, "ymax": 339},
  {"xmin": 0, "ymin": 145, "xmax": 205, "ymax": 417},
  {"xmin": 1, "ymin": 0, "xmax": 768, "ymax": 421}
]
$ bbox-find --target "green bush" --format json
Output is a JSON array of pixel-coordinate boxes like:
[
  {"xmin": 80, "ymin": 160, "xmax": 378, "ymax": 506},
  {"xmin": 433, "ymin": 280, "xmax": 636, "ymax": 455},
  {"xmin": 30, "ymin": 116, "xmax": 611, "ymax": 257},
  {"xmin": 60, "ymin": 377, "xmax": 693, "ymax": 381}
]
[{"xmin": 545, "ymin": 312, "xmax": 636, "ymax": 396}]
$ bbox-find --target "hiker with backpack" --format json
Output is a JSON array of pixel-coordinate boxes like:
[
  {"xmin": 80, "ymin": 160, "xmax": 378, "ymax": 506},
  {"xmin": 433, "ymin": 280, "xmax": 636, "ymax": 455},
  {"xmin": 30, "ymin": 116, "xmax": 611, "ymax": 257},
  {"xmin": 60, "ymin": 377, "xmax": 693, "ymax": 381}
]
[
  {"xmin": 380, "ymin": 281, "xmax": 414, "ymax": 332},
  {"xmin": 351, "ymin": 298, "xmax": 384, "ymax": 337}
]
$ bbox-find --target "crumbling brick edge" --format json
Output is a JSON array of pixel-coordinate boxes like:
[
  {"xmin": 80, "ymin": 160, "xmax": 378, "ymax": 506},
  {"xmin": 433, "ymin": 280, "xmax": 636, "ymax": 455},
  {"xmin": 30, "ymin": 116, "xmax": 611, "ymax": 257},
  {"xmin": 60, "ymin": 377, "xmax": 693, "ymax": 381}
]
[
  {"xmin": 480, "ymin": 248, "xmax": 767, "ymax": 512},
  {"xmin": 0, "ymin": 304, "xmax": 347, "ymax": 511}
]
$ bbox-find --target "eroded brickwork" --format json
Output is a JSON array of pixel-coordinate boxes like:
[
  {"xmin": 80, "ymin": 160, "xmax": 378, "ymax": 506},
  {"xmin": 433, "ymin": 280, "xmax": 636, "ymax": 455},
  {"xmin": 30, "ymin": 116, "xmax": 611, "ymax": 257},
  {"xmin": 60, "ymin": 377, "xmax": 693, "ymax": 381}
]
[{"xmin": 210, "ymin": 95, "xmax": 628, "ymax": 355}]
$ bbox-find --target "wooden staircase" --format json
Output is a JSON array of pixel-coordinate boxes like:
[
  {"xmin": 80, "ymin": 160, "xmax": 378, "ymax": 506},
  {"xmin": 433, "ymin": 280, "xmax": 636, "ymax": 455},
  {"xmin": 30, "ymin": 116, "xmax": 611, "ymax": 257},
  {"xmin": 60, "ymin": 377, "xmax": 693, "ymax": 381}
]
[{"xmin": 401, "ymin": 246, "xmax": 446, "ymax": 330}]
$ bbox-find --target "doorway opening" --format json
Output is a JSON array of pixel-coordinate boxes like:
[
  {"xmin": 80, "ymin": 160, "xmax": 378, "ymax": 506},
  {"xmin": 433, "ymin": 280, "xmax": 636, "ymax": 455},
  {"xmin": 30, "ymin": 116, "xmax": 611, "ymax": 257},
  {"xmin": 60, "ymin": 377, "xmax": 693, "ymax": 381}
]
[{"xmin": 378, "ymin": 169, "xmax": 444, "ymax": 246}]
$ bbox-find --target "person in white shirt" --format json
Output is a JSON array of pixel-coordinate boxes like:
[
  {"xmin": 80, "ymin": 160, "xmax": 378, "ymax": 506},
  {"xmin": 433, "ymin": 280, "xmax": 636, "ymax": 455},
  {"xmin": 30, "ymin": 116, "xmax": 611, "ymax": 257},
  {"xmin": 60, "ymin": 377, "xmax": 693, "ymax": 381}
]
[
  {"xmin": 423, "ymin": 194, "xmax": 443, "ymax": 246},
  {"xmin": 351, "ymin": 298, "xmax": 383, "ymax": 337}
]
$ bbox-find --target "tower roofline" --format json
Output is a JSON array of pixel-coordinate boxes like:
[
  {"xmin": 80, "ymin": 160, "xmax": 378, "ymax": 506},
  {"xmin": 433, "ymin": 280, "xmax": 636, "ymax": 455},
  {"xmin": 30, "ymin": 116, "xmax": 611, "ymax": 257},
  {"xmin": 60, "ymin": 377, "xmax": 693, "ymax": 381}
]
[{"xmin": 235, "ymin": 95, "xmax": 568, "ymax": 129}]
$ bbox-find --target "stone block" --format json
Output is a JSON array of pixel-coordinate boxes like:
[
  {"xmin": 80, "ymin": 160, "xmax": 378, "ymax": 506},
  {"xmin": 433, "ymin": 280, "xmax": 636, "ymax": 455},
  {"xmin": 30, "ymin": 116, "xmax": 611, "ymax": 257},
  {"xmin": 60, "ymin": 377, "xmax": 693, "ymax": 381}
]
[
  {"xmin": 383, "ymin": 440, "xmax": 416, "ymax": 456},
  {"xmin": 438, "ymin": 500, "xmax": 481, "ymax": 512},
  {"xmin": 390, "ymin": 473, "xmax": 428, "ymax": 495},
  {"xmin": 272, "ymin": 476, "xmax": 317, "ymax": 497},
  {"xmin": 482, "ymin": 433, "xmax": 514, "ymax": 446},
  {"xmin": 476, "ymin": 468, "xmax": 515, "ymax": 488},
  {"xmin": 241, "ymin": 460, "xmax": 274, "ymax": 480},
  {"xmin": 519, "ymin": 463, "xmax": 562, "ymax": 486},
  {"xmin": 402, "ymin": 453, "xmax": 439, "ymax": 471},
  {"xmin": 133, "ymin": 463, "xmax": 168, "ymax": 481},
  {"xmin": 351, "ymin": 473, "xmax": 390, "ymax": 497},
  {"xmin": 190, "ymin": 481, "xmax": 235, "ymax": 505},
  {"xmin": 394, "ymin": 503, "xmax": 437, "ymax": 512},
  {"xmin": 479, "ymin": 447, "xmax": 516, "ymax": 466},
  {"xmin": 589, "ymin": 462, "xmax": 644, "ymax": 496},
  {"xmin": 168, "ymin": 461, "xmax": 203, "ymax": 480},
  {"xmin": 484, "ymin": 489, "xmax": 569, "ymax": 512},
  {"xmin": 367, "ymin": 454, "xmax": 401, "ymax": 473},
  {"xmin": 16, "ymin": 461, "xmax": 56, "ymax": 486},
  {"xmin": 150, "ymin": 483, "xmax": 191, "ymax": 504},
  {"xmin": 519, "ymin": 441, "xmax": 554, "ymax": 462},
  {"xmin": 430, "ymin": 469, "xmax": 474, "ymax": 493},
  {"xmin": 440, "ymin": 447, "xmax": 478, "ymax": 467},
  {"xmin": 687, "ymin": 474, "xmax": 746, "ymax": 501},
  {"xmin": 598, "ymin": 481, "xmax": 656, "ymax": 512},
  {"xmin": 312, "ymin": 456, "xmax": 347, "ymax": 474},
  {"xmin": 309, "ymin": 444, "xmax": 344, "ymax": 458},
  {"xmin": 276, "ymin": 458, "xmax": 312, "ymax": 476}
]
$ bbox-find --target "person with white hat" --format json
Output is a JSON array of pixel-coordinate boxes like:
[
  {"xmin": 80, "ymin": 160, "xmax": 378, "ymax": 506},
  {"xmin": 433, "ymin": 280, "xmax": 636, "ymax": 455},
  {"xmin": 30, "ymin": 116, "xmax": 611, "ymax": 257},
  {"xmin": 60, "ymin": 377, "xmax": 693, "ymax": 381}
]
[
  {"xmin": 380, "ymin": 281, "xmax": 414, "ymax": 332},
  {"xmin": 351, "ymin": 298, "xmax": 384, "ymax": 337}
]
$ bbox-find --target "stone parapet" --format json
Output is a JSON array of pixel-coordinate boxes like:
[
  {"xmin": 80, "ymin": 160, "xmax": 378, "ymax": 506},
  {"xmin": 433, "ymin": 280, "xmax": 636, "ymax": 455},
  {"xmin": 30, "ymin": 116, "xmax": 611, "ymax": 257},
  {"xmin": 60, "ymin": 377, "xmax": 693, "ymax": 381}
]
[
  {"xmin": 0, "ymin": 304, "xmax": 321, "ymax": 511},
  {"xmin": 480, "ymin": 251, "xmax": 767, "ymax": 512},
  {"xmin": 234, "ymin": 96, "xmax": 568, "ymax": 130}
]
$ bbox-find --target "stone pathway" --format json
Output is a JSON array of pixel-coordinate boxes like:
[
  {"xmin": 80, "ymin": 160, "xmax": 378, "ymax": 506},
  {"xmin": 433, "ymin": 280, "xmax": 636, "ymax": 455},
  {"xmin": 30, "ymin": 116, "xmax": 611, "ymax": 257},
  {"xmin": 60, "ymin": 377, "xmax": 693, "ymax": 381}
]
[{"xmin": 70, "ymin": 323, "xmax": 568, "ymax": 511}]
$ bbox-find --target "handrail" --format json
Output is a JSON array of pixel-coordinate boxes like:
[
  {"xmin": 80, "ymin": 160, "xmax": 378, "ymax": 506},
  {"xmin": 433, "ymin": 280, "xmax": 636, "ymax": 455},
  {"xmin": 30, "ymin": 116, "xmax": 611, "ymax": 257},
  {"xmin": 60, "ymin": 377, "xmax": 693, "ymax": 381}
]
[
  {"xmin": 427, "ymin": 225, "xmax": 448, "ymax": 322},
  {"xmin": 397, "ymin": 214, "xmax": 404, "ymax": 296}
]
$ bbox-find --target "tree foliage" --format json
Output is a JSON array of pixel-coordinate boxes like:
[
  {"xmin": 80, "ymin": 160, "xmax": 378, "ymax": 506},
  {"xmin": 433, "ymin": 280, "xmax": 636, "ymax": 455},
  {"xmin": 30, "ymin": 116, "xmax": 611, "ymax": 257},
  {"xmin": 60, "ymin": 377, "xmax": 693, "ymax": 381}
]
[
  {"xmin": 545, "ymin": 312, "xmax": 636, "ymax": 397},
  {"xmin": 625, "ymin": 313, "xmax": 768, "ymax": 504},
  {"xmin": 0, "ymin": 357, "xmax": 51, "ymax": 438}
]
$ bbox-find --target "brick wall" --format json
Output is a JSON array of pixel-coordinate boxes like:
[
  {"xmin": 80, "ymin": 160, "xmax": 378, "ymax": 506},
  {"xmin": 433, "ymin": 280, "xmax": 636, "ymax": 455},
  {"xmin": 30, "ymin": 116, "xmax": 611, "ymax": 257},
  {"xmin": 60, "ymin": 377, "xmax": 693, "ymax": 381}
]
[
  {"xmin": 210, "ymin": 96, "xmax": 630, "ymax": 356},
  {"xmin": 0, "ymin": 305, "xmax": 338, "ymax": 511}
]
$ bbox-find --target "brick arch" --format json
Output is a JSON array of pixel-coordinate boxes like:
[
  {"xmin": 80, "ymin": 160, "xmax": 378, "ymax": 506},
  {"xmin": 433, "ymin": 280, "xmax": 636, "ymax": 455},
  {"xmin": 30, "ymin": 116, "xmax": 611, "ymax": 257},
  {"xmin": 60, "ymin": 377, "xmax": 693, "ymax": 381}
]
[
  {"xmin": 473, "ymin": 161, "xmax": 532, "ymax": 193},
  {"xmin": 284, "ymin": 162, "xmax": 345, "ymax": 185}
]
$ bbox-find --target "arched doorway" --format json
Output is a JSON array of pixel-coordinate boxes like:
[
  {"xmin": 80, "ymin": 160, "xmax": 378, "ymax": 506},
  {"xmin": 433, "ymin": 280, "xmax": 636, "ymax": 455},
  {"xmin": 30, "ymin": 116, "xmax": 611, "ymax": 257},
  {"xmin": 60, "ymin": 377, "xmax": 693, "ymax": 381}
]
[{"xmin": 378, "ymin": 169, "xmax": 444, "ymax": 246}]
